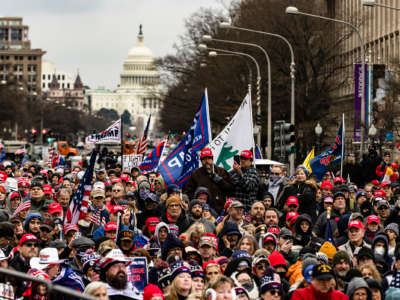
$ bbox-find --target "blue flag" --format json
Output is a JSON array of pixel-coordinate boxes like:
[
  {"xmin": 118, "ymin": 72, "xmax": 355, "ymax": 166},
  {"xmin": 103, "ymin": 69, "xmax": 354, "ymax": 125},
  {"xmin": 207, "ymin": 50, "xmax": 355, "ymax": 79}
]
[
  {"xmin": 310, "ymin": 121, "xmax": 345, "ymax": 181},
  {"xmin": 255, "ymin": 145, "xmax": 263, "ymax": 159},
  {"xmin": 159, "ymin": 90, "xmax": 211, "ymax": 188},
  {"xmin": 139, "ymin": 140, "xmax": 166, "ymax": 172},
  {"xmin": 0, "ymin": 148, "xmax": 5, "ymax": 163},
  {"xmin": 325, "ymin": 218, "xmax": 337, "ymax": 247}
]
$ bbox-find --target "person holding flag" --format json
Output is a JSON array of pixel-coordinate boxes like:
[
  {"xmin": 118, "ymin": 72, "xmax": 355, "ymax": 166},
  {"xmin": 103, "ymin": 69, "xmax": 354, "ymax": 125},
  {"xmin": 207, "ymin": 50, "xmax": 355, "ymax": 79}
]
[{"xmin": 185, "ymin": 148, "xmax": 233, "ymax": 214}]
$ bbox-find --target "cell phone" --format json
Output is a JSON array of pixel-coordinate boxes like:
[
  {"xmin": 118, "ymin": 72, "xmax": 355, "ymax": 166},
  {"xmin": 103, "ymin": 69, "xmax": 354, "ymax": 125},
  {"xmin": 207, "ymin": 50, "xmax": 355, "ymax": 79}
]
[{"xmin": 234, "ymin": 155, "xmax": 240, "ymax": 164}]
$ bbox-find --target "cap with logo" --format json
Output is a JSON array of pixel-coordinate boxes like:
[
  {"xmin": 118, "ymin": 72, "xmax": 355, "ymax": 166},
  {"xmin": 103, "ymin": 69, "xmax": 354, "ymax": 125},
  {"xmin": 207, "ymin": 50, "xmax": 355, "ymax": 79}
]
[
  {"xmin": 348, "ymin": 220, "xmax": 365, "ymax": 230},
  {"xmin": 286, "ymin": 196, "xmax": 299, "ymax": 207},
  {"xmin": 286, "ymin": 211, "xmax": 299, "ymax": 221},
  {"xmin": 120, "ymin": 230, "xmax": 134, "ymax": 241},
  {"xmin": 240, "ymin": 150, "xmax": 253, "ymax": 160},
  {"xmin": 19, "ymin": 233, "xmax": 38, "ymax": 246},
  {"xmin": 91, "ymin": 189, "xmax": 105, "ymax": 198},
  {"xmin": 30, "ymin": 247, "xmax": 64, "ymax": 270},
  {"xmin": 312, "ymin": 264, "xmax": 335, "ymax": 280},
  {"xmin": 104, "ymin": 222, "xmax": 118, "ymax": 232},
  {"xmin": 145, "ymin": 217, "xmax": 160, "ymax": 232},
  {"xmin": 200, "ymin": 148, "xmax": 213, "ymax": 159},
  {"xmin": 48, "ymin": 203, "xmax": 62, "ymax": 215},
  {"xmin": 110, "ymin": 205, "xmax": 124, "ymax": 214},
  {"xmin": 229, "ymin": 201, "xmax": 245, "ymax": 209},
  {"xmin": 42, "ymin": 185, "xmax": 53, "ymax": 195},
  {"xmin": 367, "ymin": 215, "xmax": 380, "ymax": 225}
]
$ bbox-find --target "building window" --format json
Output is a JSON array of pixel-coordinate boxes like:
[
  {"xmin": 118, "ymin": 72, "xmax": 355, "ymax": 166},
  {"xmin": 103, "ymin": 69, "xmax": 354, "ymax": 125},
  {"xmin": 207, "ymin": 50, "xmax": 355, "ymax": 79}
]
[
  {"xmin": 42, "ymin": 83, "xmax": 45, "ymax": 88},
  {"xmin": 67, "ymin": 83, "xmax": 70, "ymax": 89},
  {"xmin": 0, "ymin": 28, "xmax": 8, "ymax": 41},
  {"xmin": 62, "ymin": 75, "xmax": 65, "ymax": 80},
  {"xmin": 42, "ymin": 74, "xmax": 45, "ymax": 80},
  {"xmin": 48, "ymin": 74, "xmax": 50, "ymax": 80},
  {"xmin": 11, "ymin": 29, "xmax": 22, "ymax": 41},
  {"xmin": 57, "ymin": 75, "xmax": 60, "ymax": 80}
]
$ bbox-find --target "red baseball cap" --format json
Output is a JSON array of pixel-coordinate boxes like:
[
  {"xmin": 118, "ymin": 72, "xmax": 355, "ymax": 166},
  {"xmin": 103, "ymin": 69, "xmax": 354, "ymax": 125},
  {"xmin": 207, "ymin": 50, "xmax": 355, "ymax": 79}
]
[
  {"xmin": 333, "ymin": 177, "xmax": 345, "ymax": 184},
  {"xmin": 263, "ymin": 235, "xmax": 276, "ymax": 244},
  {"xmin": 0, "ymin": 172, "xmax": 7, "ymax": 183},
  {"xmin": 105, "ymin": 222, "xmax": 118, "ymax": 232},
  {"xmin": 267, "ymin": 226, "xmax": 280, "ymax": 236},
  {"xmin": 18, "ymin": 177, "xmax": 30, "ymax": 188},
  {"xmin": 40, "ymin": 170, "xmax": 48, "ymax": 176},
  {"xmin": 145, "ymin": 217, "xmax": 160, "ymax": 232},
  {"xmin": 64, "ymin": 224, "xmax": 79, "ymax": 234},
  {"xmin": 371, "ymin": 179, "xmax": 380, "ymax": 186},
  {"xmin": 48, "ymin": 203, "xmax": 62, "ymax": 215},
  {"xmin": 380, "ymin": 181, "xmax": 391, "ymax": 188},
  {"xmin": 111, "ymin": 178, "xmax": 122, "ymax": 184},
  {"xmin": 320, "ymin": 181, "xmax": 333, "ymax": 191},
  {"xmin": 240, "ymin": 150, "xmax": 253, "ymax": 160},
  {"xmin": 120, "ymin": 174, "xmax": 129, "ymax": 182},
  {"xmin": 42, "ymin": 184, "xmax": 53, "ymax": 195},
  {"xmin": 374, "ymin": 190, "xmax": 386, "ymax": 198},
  {"xmin": 19, "ymin": 233, "xmax": 38, "ymax": 246},
  {"xmin": 286, "ymin": 211, "xmax": 299, "ymax": 221},
  {"xmin": 367, "ymin": 215, "xmax": 380, "ymax": 225},
  {"xmin": 200, "ymin": 148, "xmax": 213, "ymax": 159},
  {"xmin": 286, "ymin": 196, "xmax": 299, "ymax": 207},
  {"xmin": 110, "ymin": 205, "xmax": 124, "ymax": 214},
  {"xmin": 10, "ymin": 192, "xmax": 21, "ymax": 200},
  {"xmin": 348, "ymin": 220, "xmax": 365, "ymax": 230}
]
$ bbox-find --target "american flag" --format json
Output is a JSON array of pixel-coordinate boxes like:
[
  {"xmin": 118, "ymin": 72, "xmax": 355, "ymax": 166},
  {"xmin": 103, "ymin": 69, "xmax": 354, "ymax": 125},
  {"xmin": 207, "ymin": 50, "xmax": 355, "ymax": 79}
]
[
  {"xmin": 65, "ymin": 150, "xmax": 97, "ymax": 225},
  {"xmin": 13, "ymin": 201, "xmax": 30, "ymax": 216},
  {"xmin": 136, "ymin": 115, "xmax": 151, "ymax": 155},
  {"xmin": 89, "ymin": 207, "xmax": 106, "ymax": 226}
]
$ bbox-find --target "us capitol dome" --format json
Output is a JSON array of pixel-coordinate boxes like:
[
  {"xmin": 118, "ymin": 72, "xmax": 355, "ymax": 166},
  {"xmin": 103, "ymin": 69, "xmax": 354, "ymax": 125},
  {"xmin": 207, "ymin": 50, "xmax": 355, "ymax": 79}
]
[{"xmin": 88, "ymin": 25, "xmax": 162, "ymax": 134}]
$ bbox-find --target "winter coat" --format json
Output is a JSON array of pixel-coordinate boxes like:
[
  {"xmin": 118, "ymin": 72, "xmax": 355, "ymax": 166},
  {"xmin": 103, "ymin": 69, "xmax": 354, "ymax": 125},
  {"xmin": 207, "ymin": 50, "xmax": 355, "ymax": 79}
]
[
  {"xmin": 277, "ymin": 181, "xmax": 317, "ymax": 221},
  {"xmin": 217, "ymin": 221, "xmax": 242, "ymax": 258},
  {"xmin": 149, "ymin": 222, "xmax": 170, "ymax": 249},
  {"xmin": 29, "ymin": 196, "xmax": 54, "ymax": 212},
  {"xmin": 312, "ymin": 209, "xmax": 348, "ymax": 238},
  {"xmin": 185, "ymin": 165, "xmax": 233, "ymax": 214},
  {"xmin": 229, "ymin": 166, "xmax": 260, "ymax": 210},
  {"xmin": 338, "ymin": 240, "xmax": 371, "ymax": 259},
  {"xmin": 294, "ymin": 214, "xmax": 312, "ymax": 247},
  {"xmin": 291, "ymin": 284, "xmax": 349, "ymax": 300},
  {"xmin": 286, "ymin": 260, "xmax": 303, "ymax": 285},
  {"xmin": 189, "ymin": 216, "xmax": 215, "ymax": 233},
  {"xmin": 159, "ymin": 210, "xmax": 192, "ymax": 235}
]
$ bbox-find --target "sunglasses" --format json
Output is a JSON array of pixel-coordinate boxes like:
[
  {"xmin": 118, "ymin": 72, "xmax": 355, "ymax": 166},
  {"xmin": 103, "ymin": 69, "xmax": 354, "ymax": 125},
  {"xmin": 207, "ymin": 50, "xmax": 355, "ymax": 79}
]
[
  {"xmin": 112, "ymin": 190, "xmax": 122, "ymax": 192},
  {"xmin": 256, "ymin": 264, "xmax": 266, "ymax": 270},
  {"xmin": 271, "ymin": 172, "xmax": 281, "ymax": 176},
  {"xmin": 288, "ymin": 205, "xmax": 297, "ymax": 208},
  {"xmin": 24, "ymin": 243, "xmax": 38, "ymax": 248},
  {"xmin": 269, "ymin": 290, "xmax": 282, "ymax": 296}
]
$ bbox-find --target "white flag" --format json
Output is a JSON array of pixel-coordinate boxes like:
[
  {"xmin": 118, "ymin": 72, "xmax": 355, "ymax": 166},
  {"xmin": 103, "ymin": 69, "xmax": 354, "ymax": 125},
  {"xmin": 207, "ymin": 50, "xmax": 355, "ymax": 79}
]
[
  {"xmin": 86, "ymin": 119, "xmax": 121, "ymax": 144},
  {"xmin": 208, "ymin": 94, "xmax": 254, "ymax": 170}
]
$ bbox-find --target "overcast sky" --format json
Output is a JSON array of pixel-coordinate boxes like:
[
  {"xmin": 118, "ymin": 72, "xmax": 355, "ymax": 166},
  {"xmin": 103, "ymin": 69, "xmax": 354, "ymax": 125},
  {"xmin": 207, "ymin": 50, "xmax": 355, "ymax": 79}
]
[{"xmin": 4, "ymin": 0, "xmax": 226, "ymax": 89}]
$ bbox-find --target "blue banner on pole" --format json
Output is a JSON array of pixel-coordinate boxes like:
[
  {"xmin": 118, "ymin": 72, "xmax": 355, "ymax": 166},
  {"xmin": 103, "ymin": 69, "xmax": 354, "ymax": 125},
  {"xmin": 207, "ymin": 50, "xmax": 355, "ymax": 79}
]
[
  {"xmin": 310, "ymin": 122, "xmax": 345, "ymax": 181},
  {"xmin": 139, "ymin": 140, "xmax": 166, "ymax": 172},
  {"xmin": 159, "ymin": 91, "xmax": 211, "ymax": 188}
]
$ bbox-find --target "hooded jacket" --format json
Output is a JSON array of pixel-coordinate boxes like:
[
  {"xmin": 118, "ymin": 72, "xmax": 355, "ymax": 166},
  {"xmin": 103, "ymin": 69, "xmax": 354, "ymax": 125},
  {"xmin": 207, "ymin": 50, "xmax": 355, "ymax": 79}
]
[
  {"xmin": 23, "ymin": 212, "xmax": 42, "ymax": 235},
  {"xmin": 346, "ymin": 277, "xmax": 372, "ymax": 300},
  {"xmin": 217, "ymin": 221, "xmax": 242, "ymax": 258},
  {"xmin": 371, "ymin": 233, "xmax": 392, "ymax": 268},
  {"xmin": 185, "ymin": 165, "xmax": 233, "ymax": 214},
  {"xmin": 294, "ymin": 214, "xmax": 312, "ymax": 247},
  {"xmin": 149, "ymin": 222, "xmax": 170, "ymax": 249}
]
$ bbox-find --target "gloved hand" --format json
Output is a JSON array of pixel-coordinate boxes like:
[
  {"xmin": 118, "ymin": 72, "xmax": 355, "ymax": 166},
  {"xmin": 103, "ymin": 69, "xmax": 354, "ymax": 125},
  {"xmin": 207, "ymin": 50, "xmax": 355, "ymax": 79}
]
[{"xmin": 211, "ymin": 172, "xmax": 223, "ymax": 183}]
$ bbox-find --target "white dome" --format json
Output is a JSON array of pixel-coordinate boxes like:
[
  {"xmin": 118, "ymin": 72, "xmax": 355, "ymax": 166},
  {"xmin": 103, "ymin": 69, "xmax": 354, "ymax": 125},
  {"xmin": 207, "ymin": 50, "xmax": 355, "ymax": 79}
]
[{"xmin": 126, "ymin": 30, "xmax": 153, "ymax": 62}]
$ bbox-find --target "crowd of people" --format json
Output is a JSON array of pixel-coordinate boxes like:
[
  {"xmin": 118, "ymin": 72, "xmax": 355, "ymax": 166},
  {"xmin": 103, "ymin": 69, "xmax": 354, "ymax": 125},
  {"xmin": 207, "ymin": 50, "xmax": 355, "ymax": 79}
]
[{"xmin": 0, "ymin": 144, "xmax": 398, "ymax": 300}]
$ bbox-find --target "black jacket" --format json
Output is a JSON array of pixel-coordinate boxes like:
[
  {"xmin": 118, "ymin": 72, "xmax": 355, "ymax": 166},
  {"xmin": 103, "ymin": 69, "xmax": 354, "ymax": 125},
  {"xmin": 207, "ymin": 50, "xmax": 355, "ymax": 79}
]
[{"xmin": 159, "ymin": 210, "xmax": 192, "ymax": 235}]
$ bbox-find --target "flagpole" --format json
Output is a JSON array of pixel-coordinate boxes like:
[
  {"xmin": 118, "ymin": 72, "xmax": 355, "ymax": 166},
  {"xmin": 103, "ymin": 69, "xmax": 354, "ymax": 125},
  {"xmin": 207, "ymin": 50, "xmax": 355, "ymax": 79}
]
[
  {"xmin": 120, "ymin": 118, "xmax": 124, "ymax": 171},
  {"xmin": 340, "ymin": 113, "xmax": 345, "ymax": 177},
  {"xmin": 156, "ymin": 139, "xmax": 168, "ymax": 173},
  {"xmin": 204, "ymin": 88, "xmax": 215, "ymax": 173},
  {"xmin": 247, "ymin": 84, "xmax": 256, "ymax": 166}
]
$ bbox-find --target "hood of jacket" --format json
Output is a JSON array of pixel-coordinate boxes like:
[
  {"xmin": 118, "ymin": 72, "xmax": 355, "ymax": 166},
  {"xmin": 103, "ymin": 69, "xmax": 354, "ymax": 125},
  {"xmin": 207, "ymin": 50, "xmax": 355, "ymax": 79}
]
[
  {"xmin": 194, "ymin": 186, "xmax": 211, "ymax": 200},
  {"xmin": 372, "ymin": 233, "xmax": 389, "ymax": 256},
  {"xmin": 347, "ymin": 277, "xmax": 371, "ymax": 299},
  {"xmin": 294, "ymin": 214, "xmax": 312, "ymax": 235},
  {"xmin": 155, "ymin": 222, "xmax": 169, "ymax": 245},
  {"xmin": 259, "ymin": 232, "xmax": 278, "ymax": 250}
]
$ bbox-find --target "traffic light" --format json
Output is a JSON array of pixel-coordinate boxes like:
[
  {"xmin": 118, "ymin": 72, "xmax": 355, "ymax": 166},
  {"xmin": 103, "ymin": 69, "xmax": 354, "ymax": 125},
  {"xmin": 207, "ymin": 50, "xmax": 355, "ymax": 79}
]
[{"xmin": 273, "ymin": 120, "xmax": 295, "ymax": 162}]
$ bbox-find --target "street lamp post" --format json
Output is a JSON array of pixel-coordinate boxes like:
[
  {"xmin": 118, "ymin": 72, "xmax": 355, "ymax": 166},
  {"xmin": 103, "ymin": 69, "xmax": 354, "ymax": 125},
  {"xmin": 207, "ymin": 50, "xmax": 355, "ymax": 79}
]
[
  {"xmin": 219, "ymin": 22, "xmax": 295, "ymax": 168},
  {"xmin": 199, "ymin": 44, "xmax": 261, "ymax": 159},
  {"xmin": 362, "ymin": 0, "xmax": 400, "ymax": 10},
  {"xmin": 202, "ymin": 34, "xmax": 270, "ymax": 151},
  {"xmin": 315, "ymin": 122, "xmax": 323, "ymax": 153},
  {"xmin": 286, "ymin": 6, "xmax": 366, "ymax": 159}
]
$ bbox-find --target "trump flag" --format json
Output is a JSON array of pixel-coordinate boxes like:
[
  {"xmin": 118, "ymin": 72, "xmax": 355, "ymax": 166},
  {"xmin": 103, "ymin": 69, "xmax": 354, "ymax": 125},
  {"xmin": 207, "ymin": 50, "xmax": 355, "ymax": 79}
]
[
  {"xmin": 159, "ymin": 89, "xmax": 211, "ymax": 187},
  {"xmin": 139, "ymin": 140, "xmax": 166, "ymax": 172}
]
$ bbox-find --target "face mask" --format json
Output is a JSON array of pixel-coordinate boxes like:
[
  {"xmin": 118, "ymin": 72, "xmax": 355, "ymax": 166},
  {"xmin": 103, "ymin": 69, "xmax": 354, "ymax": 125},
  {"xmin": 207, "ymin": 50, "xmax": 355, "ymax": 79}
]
[
  {"xmin": 242, "ymin": 282, "xmax": 254, "ymax": 292},
  {"xmin": 270, "ymin": 176, "xmax": 280, "ymax": 184},
  {"xmin": 278, "ymin": 272, "xmax": 286, "ymax": 279},
  {"xmin": 374, "ymin": 246, "xmax": 385, "ymax": 256}
]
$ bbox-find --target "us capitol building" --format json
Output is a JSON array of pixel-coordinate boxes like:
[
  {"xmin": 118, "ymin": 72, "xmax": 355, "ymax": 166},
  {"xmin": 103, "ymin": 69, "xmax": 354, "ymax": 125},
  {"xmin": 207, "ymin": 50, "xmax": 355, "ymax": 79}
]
[{"xmin": 87, "ymin": 25, "xmax": 162, "ymax": 134}]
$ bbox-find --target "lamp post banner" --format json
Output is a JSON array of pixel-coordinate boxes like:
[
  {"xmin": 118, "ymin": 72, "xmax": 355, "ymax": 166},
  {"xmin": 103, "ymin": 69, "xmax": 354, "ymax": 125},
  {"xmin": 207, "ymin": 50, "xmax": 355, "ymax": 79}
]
[{"xmin": 354, "ymin": 63, "xmax": 367, "ymax": 141}]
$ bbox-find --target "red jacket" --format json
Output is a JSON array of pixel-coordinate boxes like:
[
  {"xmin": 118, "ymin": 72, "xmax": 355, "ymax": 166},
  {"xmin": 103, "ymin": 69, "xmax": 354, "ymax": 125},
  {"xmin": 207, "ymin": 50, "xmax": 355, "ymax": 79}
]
[{"xmin": 291, "ymin": 285, "xmax": 349, "ymax": 300}]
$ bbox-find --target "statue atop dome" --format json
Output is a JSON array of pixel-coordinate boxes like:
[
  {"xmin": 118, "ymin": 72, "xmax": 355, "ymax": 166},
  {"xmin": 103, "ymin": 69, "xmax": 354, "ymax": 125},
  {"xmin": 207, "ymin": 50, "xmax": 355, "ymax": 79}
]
[{"xmin": 139, "ymin": 24, "xmax": 143, "ymax": 35}]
